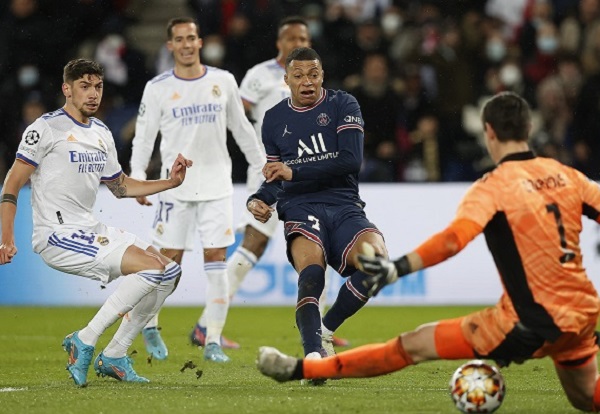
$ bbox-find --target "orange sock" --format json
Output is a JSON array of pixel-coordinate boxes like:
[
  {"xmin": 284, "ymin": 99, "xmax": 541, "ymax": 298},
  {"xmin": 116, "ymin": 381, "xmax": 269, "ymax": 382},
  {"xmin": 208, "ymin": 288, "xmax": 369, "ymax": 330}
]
[
  {"xmin": 303, "ymin": 337, "xmax": 413, "ymax": 379},
  {"xmin": 435, "ymin": 318, "xmax": 475, "ymax": 360}
]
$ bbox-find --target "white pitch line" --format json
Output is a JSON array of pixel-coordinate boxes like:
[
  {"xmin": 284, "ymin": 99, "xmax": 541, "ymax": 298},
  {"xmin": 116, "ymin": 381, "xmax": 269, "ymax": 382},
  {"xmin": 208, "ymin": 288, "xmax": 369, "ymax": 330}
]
[{"xmin": 0, "ymin": 387, "xmax": 28, "ymax": 392}]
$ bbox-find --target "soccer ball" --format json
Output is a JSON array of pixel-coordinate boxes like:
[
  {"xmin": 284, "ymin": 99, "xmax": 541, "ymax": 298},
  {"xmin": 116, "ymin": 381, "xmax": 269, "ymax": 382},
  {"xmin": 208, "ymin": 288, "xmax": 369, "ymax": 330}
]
[{"xmin": 449, "ymin": 360, "xmax": 505, "ymax": 413}]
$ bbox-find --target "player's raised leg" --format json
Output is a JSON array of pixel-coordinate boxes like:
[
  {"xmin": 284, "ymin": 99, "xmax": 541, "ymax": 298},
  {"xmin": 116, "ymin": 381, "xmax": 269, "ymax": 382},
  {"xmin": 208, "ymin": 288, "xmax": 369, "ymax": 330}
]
[
  {"xmin": 97, "ymin": 246, "xmax": 181, "ymax": 382},
  {"xmin": 321, "ymin": 231, "xmax": 385, "ymax": 355},
  {"xmin": 258, "ymin": 320, "xmax": 472, "ymax": 382},
  {"xmin": 65, "ymin": 240, "xmax": 178, "ymax": 385}
]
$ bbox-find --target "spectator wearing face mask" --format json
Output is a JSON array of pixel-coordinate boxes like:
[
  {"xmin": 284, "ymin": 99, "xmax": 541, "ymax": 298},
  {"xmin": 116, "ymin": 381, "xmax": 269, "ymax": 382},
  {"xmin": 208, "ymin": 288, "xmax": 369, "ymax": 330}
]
[
  {"xmin": 519, "ymin": 0, "xmax": 555, "ymax": 58},
  {"xmin": 523, "ymin": 20, "xmax": 560, "ymax": 99}
]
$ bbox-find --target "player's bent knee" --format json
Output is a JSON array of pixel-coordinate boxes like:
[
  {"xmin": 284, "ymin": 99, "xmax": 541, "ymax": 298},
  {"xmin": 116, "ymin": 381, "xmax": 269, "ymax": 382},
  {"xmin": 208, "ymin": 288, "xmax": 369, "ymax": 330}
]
[
  {"xmin": 400, "ymin": 326, "xmax": 437, "ymax": 363},
  {"xmin": 242, "ymin": 225, "xmax": 270, "ymax": 255}
]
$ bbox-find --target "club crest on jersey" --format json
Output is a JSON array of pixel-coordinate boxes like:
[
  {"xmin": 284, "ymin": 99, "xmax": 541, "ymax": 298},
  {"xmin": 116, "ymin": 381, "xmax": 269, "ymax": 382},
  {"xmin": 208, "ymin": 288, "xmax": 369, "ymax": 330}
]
[
  {"xmin": 212, "ymin": 85, "xmax": 221, "ymax": 97},
  {"xmin": 98, "ymin": 139, "xmax": 107, "ymax": 152},
  {"xmin": 316, "ymin": 113, "xmax": 331, "ymax": 126},
  {"xmin": 156, "ymin": 223, "xmax": 164, "ymax": 235},
  {"xmin": 24, "ymin": 130, "xmax": 40, "ymax": 145},
  {"xmin": 96, "ymin": 236, "xmax": 109, "ymax": 246}
]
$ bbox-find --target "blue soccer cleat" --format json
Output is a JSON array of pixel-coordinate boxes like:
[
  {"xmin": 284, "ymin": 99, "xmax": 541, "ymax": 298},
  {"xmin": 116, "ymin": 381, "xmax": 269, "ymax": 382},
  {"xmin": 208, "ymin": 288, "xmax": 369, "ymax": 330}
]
[
  {"xmin": 94, "ymin": 352, "xmax": 150, "ymax": 383},
  {"xmin": 190, "ymin": 323, "xmax": 240, "ymax": 349},
  {"xmin": 204, "ymin": 342, "xmax": 231, "ymax": 363},
  {"xmin": 142, "ymin": 327, "xmax": 168, "ymax": 360},
  {"xmin": 62, "ymin": 331, "xmax": 94, "ymax": 387}
]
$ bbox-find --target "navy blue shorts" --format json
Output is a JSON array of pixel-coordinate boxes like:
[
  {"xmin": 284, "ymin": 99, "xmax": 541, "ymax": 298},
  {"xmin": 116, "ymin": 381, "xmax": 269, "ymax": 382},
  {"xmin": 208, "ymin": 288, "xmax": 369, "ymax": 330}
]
[{"xmin": 282, "ymin": 202, "xmax": 382, "ymax": 276}]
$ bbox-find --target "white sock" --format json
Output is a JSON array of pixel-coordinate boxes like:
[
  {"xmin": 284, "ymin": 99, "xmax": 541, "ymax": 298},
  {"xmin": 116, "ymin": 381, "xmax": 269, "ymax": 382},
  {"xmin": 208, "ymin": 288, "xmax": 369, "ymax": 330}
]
[
  {"xmin": 144, "ymin": 313, "xmax": 159, "ymax": 329},
  {"xmin": 227, "ymin": 246, "xmax": 257, "ymax": 297},
  {"xmin": 198, "ymin": 247, "xmax": 257, "ymax": 327},
  {"xmin": 321, "ymin": 322, "xmax": 334, "ymax": 339},
  {"xmin": 200, "ymin": 262, "xmax": 229, "ymax": 345},
  {"xmin": 78, "ymin": 272, "xmax": 159, "ymax": 346},
  {"xmin": 104, "ymin": 262, "xmax": 181, "ymax": 358},
  {"xmin": 319, "ymin": 267, "xmax": 332, "ymax": 316}
]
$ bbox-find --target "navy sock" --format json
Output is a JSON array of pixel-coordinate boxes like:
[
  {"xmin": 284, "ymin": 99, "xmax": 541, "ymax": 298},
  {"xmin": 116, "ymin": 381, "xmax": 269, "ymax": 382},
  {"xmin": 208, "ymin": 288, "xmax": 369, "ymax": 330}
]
[
  {"xmin": 296, "ymin": 264, "xmax": 325, "ymax": 355},
  {"xmin": 323, "ymin": 270, "xmax": 370, "ymax": 332}
]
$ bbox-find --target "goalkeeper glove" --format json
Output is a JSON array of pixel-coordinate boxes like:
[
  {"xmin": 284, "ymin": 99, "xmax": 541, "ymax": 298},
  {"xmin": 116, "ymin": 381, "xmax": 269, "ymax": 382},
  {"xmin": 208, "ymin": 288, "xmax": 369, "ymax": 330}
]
[{"xmin": 358, "ymin": 254, "xmax": 411, "ymax": 297}]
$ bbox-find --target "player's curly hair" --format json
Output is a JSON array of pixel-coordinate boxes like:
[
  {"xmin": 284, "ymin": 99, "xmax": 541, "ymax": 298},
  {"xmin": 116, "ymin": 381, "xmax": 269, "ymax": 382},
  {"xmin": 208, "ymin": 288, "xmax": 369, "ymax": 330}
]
[
  {"xmin": 285, "ymin": 47, "xmax": 322, "ymax": 68},
  {"xmin": 481, "ymin": 91, "xmax": 531, "ymax": 142},
  {"xmin": 63, "ymin": 59, "xmax": 104, "ymax": 83}
]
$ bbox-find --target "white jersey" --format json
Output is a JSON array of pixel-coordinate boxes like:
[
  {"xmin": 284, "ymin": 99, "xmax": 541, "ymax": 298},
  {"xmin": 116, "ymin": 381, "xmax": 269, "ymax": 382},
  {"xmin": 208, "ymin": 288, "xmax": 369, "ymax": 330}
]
[
  {"xmin": 239, "ymin": 58, "xmax": 290, "ymax": 143},
  {"xmin": 130, "ymin": 66, "xmax": 265, "ymax": 201},
  {"xmin": 16, "ymin": 109, "xmax": 122, "ymax": 253},
  {"xmin": 239, "ymin": 58, "xmax": 289, "ymax": 192}
]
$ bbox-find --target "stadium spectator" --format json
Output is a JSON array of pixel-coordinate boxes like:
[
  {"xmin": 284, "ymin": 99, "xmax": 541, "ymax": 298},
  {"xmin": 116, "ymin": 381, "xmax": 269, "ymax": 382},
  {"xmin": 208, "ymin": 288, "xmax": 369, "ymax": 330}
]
[
  {"xmin": 346, "ymin": 53, "xmax": 403, "ymax": 182},
  {"xmin": 1, "ymin": 0, "xmax": 600, "ymax": 183}
]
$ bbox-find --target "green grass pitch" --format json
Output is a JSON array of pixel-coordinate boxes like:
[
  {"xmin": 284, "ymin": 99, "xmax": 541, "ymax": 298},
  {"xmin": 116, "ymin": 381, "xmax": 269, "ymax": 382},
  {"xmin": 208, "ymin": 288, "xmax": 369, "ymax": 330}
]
[{"xmin": 0, "ymin": 306, "xmax": 583, "ymax": 413}]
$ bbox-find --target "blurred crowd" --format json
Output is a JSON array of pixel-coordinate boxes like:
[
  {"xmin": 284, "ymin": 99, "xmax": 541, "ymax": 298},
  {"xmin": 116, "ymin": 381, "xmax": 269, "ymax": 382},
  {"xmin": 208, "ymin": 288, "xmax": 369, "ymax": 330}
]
[{"xmin": 1, "ymin": 0, "xmax": 600, "ymax": 184}]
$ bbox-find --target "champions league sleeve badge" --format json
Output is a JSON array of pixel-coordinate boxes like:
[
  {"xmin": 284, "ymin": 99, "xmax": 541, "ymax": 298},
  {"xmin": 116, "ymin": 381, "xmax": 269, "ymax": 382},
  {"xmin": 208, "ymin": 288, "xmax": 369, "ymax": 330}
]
[{"xmin": 24, "ymin": 130, "xmax": 40, "ymax": 145}]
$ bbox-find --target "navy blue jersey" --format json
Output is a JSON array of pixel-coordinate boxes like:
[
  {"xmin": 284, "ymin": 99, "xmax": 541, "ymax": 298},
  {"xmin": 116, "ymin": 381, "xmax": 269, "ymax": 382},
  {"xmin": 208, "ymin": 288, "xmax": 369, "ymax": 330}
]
[{"xmin": 254, "ymin": 89, "xmax": 366, "ymax": 215}]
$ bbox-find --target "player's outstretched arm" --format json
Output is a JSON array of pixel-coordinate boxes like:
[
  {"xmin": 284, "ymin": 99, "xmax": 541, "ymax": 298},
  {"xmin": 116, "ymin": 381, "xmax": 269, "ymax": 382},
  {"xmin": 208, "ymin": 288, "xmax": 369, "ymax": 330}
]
[
  {"xmin": 358, "ymin": 243, "xmax": 420, "ymax": 297},
  {"xmin": 0, "ymin": 160, "xmax": 35, "ymax": 265},
  {"xmin": 105, "ymin": 153, "xmax": 193, "ymax": 199}
]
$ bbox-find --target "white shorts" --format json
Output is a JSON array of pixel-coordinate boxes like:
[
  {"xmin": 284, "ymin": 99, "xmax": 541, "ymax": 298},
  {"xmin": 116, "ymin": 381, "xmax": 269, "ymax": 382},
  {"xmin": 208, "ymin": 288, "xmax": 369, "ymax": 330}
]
[
  {"xmin": 236, "ymin": 206, "xmax": 280, "ymax": 237},
  {"xmin": 40, "ymin": 223, "xmax": 150, "ymax": 284},
  {"xmin": 151, "ymin": 192, "xmax": 234, "ymax": 250}
]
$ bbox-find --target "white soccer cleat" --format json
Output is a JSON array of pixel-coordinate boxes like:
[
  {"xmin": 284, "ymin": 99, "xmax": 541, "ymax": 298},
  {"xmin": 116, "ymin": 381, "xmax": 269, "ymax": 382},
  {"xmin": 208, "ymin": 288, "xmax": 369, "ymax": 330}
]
[
  {"xmin": 300, "ymin": 351, "xmax": 327, "ymax": 386},
  {"xmin": 321, "ymin": 331, "xmax": 335, "ymax": 357},
  {"xmin": 256, "ymin": 346, "xmax": 297, "ymax": 382}
]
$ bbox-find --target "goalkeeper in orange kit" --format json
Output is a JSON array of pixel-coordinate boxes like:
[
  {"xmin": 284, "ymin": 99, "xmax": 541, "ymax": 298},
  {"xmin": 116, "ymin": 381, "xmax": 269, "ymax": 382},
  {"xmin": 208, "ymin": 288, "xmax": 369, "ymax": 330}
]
[{"xmin": 256, "ymin": 91, "xmax": 600, "ymax": 412}]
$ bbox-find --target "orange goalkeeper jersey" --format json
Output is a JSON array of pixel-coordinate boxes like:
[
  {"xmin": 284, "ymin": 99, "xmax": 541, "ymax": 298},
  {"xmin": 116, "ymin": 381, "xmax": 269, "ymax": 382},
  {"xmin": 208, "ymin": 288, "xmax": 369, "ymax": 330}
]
[{"xmin": 422, "ymin": 151, "xmax": 600, "ymax": 341}]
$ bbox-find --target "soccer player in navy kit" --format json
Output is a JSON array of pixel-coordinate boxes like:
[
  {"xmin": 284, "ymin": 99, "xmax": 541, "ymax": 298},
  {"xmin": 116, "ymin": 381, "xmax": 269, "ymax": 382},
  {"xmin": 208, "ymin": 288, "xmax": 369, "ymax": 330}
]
[{"xmin": 247, "ymin": 47, "xmax": 389, "ymax": 365}]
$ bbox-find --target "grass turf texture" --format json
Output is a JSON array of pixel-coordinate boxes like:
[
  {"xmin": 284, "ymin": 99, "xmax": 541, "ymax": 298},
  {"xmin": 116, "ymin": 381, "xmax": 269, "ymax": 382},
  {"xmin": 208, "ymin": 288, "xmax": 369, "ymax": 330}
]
[{"xmin": 0, "ymin": 306, "xmax": 583, "ymax": 413}]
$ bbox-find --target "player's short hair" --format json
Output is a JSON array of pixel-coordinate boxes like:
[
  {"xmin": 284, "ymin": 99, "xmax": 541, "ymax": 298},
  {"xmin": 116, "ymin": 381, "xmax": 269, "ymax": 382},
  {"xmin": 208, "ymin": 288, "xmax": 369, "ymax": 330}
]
[
  {"xmin": 167, "ymin": 16, "xmax": 200, "ymax": 39},
  {"xmin": 277, "ymin": 16, "xmax": 308, "ymax": 37},
  {"xmin": 481, "ymin": 91, "xmax": 531, "ymax": 142},
  {"xmin": 285, "ymin": 47, "xmax": 321, "ymax": 69},
  {"xmin": 63, "ymin": 59, "xmax": 104, "ymax": 83}
]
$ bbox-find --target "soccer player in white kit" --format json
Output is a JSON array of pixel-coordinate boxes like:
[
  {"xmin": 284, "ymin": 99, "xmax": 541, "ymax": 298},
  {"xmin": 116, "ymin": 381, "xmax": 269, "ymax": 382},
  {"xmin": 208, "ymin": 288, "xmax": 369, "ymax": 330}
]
[
  {"xmin": 0, "ymin": 59, "xmax": 193, "ymax": 387},
  {"xmin": 197, "ymin": 17, "xmax": 349, "ymax": 349},
  {"xmin": 129, "ymin": 17, "xmax": 265, "ymax": 362}
]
